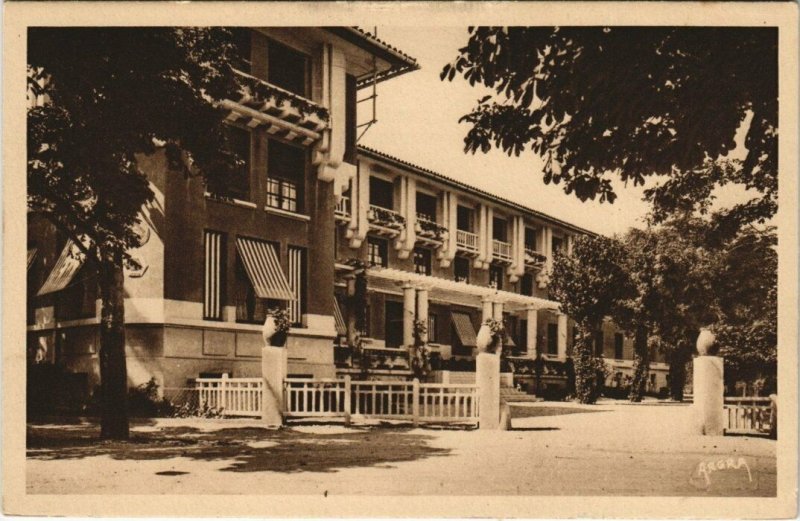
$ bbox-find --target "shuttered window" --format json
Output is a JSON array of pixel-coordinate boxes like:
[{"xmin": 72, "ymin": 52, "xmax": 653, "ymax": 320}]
[
  {"xmin": 204, "ymin": 231, "xmax": 225, "ymax": 320},
  {"xmin": 287, "ymin": 246, "xmax": 306, "ymax": 326}
]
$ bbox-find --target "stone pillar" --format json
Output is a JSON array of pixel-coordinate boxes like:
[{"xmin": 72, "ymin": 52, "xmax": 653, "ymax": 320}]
[
  {"xmin": 481, "ymin": 298, "xmax": 494, "ymax": 322},
  {"xmin": 557, "ymin": 313, "xmax": 568, "ymax": 361},
  {"xmin": 526, "ymin": 306, "xmax": 538, "ymax": 358},
  {"xmin": 402, "ymin": 284, "xmax": 416, "ymax": 348},
  {"xmin": 692, "ymin": 356, "xmax": 725, "ymax": 436},
  {"xmin": 416, "ymin": 288, "xmax": 429, "ymax": 344},
  {"xmin": 261, "ymin": 346, "xmax": 287, "ymax": 427},
  {"xmin": 477, "ymin": 352, "xmax": 501, "ymax": 430}
]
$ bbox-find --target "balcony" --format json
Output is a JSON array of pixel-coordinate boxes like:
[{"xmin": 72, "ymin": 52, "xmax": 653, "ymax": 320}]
[
  {"xmin": 455, "ymin": 229, "xmax": 479, "ymax": 256},
  {"xmin": 335, "ymin": 195, "xmax": 351, "ymax": 223},
  {"xmin": 492, "ymin": 239, "xmax": 513, "ymax": 263},
  {"xmin": 368, "ymin": 205, "xmax": 406, "ymax": 237},
  {"xmin": 415, "ymin": 214, "xmax": 448, "ymax": 246},
  {"xmin": 219, "ymin": 69, "xmax": 329, "ymax": 146},
  {"xmin": 524, "ymin": 247, "xmax": 547, "ymax": 269}
]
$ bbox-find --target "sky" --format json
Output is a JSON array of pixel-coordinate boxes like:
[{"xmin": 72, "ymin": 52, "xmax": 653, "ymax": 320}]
[{"xmin": 357, "ymin": 27, "xmax": 754, "ymax": 237}]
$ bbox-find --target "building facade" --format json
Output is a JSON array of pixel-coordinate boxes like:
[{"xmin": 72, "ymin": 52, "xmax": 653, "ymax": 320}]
[{"xmin": 26, "ymin": 27, "xmax": 668, "ymax": 402}]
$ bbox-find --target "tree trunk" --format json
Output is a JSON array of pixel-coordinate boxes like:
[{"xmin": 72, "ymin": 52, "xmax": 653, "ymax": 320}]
[
  {"xmin": 668, "ymin": 342, "xmax": 690, "ymax": 401},
  {"xmin": 629, "ymin": 326, "xmax": 650, "ymax": 402},
  {"xmin": 98, "ymin": 250, "xmax": 129, "ymax": 440}
]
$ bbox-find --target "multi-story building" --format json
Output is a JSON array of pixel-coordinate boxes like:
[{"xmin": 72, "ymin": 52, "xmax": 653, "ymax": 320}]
[{"xmin": 26, "ymin": 27, "xmax": 668, "ymax": 403}]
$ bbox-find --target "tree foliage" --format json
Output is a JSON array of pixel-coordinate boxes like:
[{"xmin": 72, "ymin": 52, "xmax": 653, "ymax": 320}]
[
  {"xmin": 442, "ymin": 27, "xmax": 777, "ymax": 232},
  {"xmin": 550, "ymin": 235, "xmax": 631, "ymax": 403},
  {"xmin": 27, "ymin": 28, "xmax": 243, "ymax": 438}
]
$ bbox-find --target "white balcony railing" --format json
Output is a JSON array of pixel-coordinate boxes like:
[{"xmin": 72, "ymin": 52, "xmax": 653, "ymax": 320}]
[
  {"xmin": 524, "ymin": 247, "xmax": 547, "ymax": 267},
  {"xmin": 493, "ymin": 239, "xmax": 513, "ymax": 262},
  {"xmin": 456, "ymin": 229, "xmax": 479, "ymax": 252},
  {"xmin": 335, "ymin": 195, "xmax": 351, "ymax": 220},
  {"xmin": 368, "ymin": 205, "xmax": 406, "ymax": 236}
]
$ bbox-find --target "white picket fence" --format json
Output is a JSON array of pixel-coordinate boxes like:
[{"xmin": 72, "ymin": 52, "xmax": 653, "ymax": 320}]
[
  {"xmin": 283, "ymin": 376, "xmax": 479, "ymax": 425},
  {"xmin": 195, "ymin": 376, "xmax": 263, "ymax": 417},
  {"xmin": 724, "ymin": 396, "xmax": 775, "ymax": 435}
]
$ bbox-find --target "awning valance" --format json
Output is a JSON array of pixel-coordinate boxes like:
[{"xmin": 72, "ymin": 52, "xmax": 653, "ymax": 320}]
[
  {"xmin": 37, "ymin": 241, "xmax": 85, "ymax": 296},
  {"xmin": 333, "ymin": 296, "xmax": 347, "ymax": 336},
  {"xmin": 235, "ymin": 237, "xmax": 294, "ymax": 300},
  {"xmin": 451, "ymin": 312, "xmax": 478, "ymax": 347},
  {"xmin": 27, "ymin": 248, "xmax": 38, "ymax": 271}
]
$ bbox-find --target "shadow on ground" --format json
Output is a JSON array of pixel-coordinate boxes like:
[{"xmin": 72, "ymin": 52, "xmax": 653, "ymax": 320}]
[
  {"xmin": 27, "ymin": 422, "xmax": 451, "ymax": 474},
  {"xmin": 510, "ymin": 405, "xmax": 610, "ymax": 420}
]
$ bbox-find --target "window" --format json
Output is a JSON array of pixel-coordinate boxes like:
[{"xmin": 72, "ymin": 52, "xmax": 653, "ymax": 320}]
[
  {"xmin": 489, "ymin": 264, "xmax": 504, "ymax": 290},
  {"xmin": 454, "ymin": 256, "xmax": 470, "ymax": 283},
  {"xmin": 385, "ymin": 301, "xmax": 403, "ymax": 348},
  {"xmin": 222, "ymin": 125, "xmax": 251, "ymax": 201},
  {"xmin": 287, "ymin": 246, "xmax": 306, "ymax": 326},
  {"xmin": 457, "ymin": 205, "xmax": 474, "ymax": 232},
  {"xmin": 267, "ymin": 40, "xmax": 309, "ymax": 97},
  {"xmin": 266, "ymin": 139, "xmax": 305, "ymax": 213},
  {"xmin": 367, "ymin": 237, "xmax": 388, "ymax": 267},
  {"xmin": 595, "ymin": 330, "xmax": 605, "ymax": 356},
  {"xmin": 428, "ymin": 314, "xmax": 438, "ymax": 343},
  {"xmin": 231, "ymin": 28, "xmax": 252, "ymax": 73},
  {"xmin": 521, "ymin": 272, "xmax": 534, "ymax": 296},
  {"xmin": 547, "ymin": 323, "xmax": 558, "ymax": 355},
  {"xmin": 614, "ymin": 333, "xmax": 624, "ymax": 359},
  {"xmin": 235, "ymin": 240, "xmax": 281, "ymax": 323},
  {"xmin": 525, "ymin": 227, "xmax": 538, "ymax": 252},
  {"xmin": 370, "ymin": 176, "xmax": 394, "ymax": 210},
  {"xmin": 552, "ymin": 236, "xmax": 564, "ymax": 254},
  {"xmin": 492, "ymin": 217, "xmax": 507, "ymax": 241},
  {"xmin": 416, "ymin": 192, "xmax": 437, "ymax": 222},
  {"xmin": 413, "ymin": 247, "xmax": 432, "ymax": 276},
  {"xmin": 55, "ymin": 262, "xmax": 98, "ymax": 320},
  {"xmin": 519, "ymin": 319, "xmax": 528, "ymax": 353},
  {"xmin": 203, "ymin": 231, "xmax": 225, "ymax": 320}
]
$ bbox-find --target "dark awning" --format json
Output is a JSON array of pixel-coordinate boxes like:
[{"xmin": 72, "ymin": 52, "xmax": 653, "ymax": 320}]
[
  {"xmin": 451, "ymin": 312, "xmax": 477, "ymax": 347},
  {"xmin": 235, "ymin": 237, "xmax": 294, "ymax": 300},
  {"xmin": 333, "ymin": 296, "xmax": 347, "ymax": 337},
  {"xmin": 37, "ymin": 241, "xmax": 85, "ymax": 296}
]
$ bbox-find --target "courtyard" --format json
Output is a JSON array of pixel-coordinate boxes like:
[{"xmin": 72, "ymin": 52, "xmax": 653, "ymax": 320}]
[{"xmin": 26, "ymin": 400, "xmax": 776, "ymax": 496}]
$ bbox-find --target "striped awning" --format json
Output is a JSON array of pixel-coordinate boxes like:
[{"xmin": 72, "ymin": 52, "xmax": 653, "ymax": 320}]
[
  {"xmin": 235, "ymin": 237, "xmax": 294, "ymax": 300},
  {"xmin": 333, "ymin": 296, "xmax": 347, "ymax": 336},
  {"xmin": 27, "ymin": 248, "xmax": 38, "ymax": 271},
  {"xmin": 451, "ymin": 312, "xmax": 478, "ymax": 347},
  {"xmin": 37, "ymin": 241, "xmax": 86, "ymax": 296}
]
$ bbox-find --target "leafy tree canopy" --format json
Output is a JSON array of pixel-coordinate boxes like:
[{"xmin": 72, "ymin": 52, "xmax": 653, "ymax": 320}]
[{"xmin": 442, "ymin": 27, "xmax": 777, "ymax": 233}]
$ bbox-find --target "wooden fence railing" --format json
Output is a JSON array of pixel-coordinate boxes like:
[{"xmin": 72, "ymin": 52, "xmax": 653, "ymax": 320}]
[
  {"xmin": 283, "ymin": 376, "xmax": 479, "ymax": 425},
  {"xmin": 195, "ymin": 376, "xmax": 263, "ymax": 417},
  {"xmin": 724, "ymin": 396, "xmax": 774, "ymax": 435}
]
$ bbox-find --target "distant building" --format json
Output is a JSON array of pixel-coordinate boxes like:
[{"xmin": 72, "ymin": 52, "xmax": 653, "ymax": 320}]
[{"xmin": 26, "ymin": 27, "xmax": 667, "ymax": 404}]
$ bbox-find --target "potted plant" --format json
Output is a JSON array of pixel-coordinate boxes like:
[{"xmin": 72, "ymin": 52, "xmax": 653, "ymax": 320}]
[
  {"xmin": 476, "ymin": 318, "xmax": 506, "ymax": 354},
  {"xmin": 262, "ymin": 308, "xmax": 291, "ymax": 347}
]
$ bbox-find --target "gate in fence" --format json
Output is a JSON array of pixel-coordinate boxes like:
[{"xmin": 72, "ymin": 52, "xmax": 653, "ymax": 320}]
[
  {"xmin": 282, "ymin": 376, "xmax": 479, "ymax": 425},
  {"xmin": 723, "ymin": 396, "xmax": 775, "ymax": 435}
]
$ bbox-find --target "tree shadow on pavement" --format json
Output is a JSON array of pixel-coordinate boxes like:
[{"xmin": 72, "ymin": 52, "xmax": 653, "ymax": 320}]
[{"xmin": 27, "ymin": 423, "xmax": 451, "ymax": 474}]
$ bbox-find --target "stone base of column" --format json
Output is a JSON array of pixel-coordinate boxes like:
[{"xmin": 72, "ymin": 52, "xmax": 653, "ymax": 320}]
[
  {"xmin": 261, "ymin": 346, "xmax": 288, "ymax": 427},
  {"xmin": 692, "ymin": 356, "xmax": 724, "ymax": 436},
  {"xmin": 477, "ymin": 352, "xmax": 500, "ymax": 430}
]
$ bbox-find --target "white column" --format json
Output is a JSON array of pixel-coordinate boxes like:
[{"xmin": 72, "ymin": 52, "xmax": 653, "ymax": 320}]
[
  {"xmin": 439, "ymin": 191, "xmax": 458, "ymax": 267},
  {"xmin": 526, "ymin": 306, "xmax": 538, "ymax": 358},
  {"xmin": 485, "ymin": 206, "xmax": 494, "ymax": 267},
  {"xmin": 316, "ymin": 45, "xmax": 345, "ymax": 183},
  {"xmin": 476, "ymin": 204, "xmax": 488, "ymax": 268},
  {"xmin": 481, "ymin": 298, "xmax": 494, "ymax": 322},
  {"xmin": 416, "ymin": 288, "xmax": 429, "ymax": 344},
  {"xmin": 557, "ymin": 313, "xmax": 568, "ymax": 361},
  {"xmin": 509, "ymin": 215, "xmax": 525, "ymax": 282},
  {"xmin": 348, "ymin": 159, "xmax": 369, "ymax": 248},
  {"xmin": 402, "ymin": 284, "xmax": 416, "ymax": 347},
  {"xmin": 693, "ymin": 356, "xmax": 725, "ymax": 436}
]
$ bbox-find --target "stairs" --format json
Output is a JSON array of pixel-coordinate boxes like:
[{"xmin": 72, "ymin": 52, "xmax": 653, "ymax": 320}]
[{"xmin": 500, "ymin": 387, "xmax": 543, "ymax": 404}]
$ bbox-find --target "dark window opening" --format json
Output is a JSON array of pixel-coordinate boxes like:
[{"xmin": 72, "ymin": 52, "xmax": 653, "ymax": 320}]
[
  {"xmin": 367, "ymin": 237, "xmax": 388, "ymax": 268},
  {"xmin": 552, "ymin": 236, "xmax": 564, "ymax": 254},
  {"xmin": 457, "ymin": 205, "xmax": 474, "ymax": 232},
  {"xmin": 55, "ymin": 262, "xmax": 97, "ymax": 321},
  {"xmin": 221, "ymin": 125, "xmax": 251, "ymax": 201},
  {"xmin": 489, "ymin": 264, "xmax": 504, "ymax": 290},
  {"xmin": 454, "ymin": 256, "xmax": 470, "ymax": 283},
  {"xmin": 266, "ymin": 139, "xmax": 306, "ymax": 213},
  {"xmin": 369, "ymin": 176, "xmax": 394, "ymax": 210},
  {"xmin": 428, "ymin": 314, "xmax": 438, "ymax": 343},
  {"xmin": 385, "ymin": 301, "xmax": 404, "ymax": 348},
  {"xmin": 525, "ymin": 227, "xmax": 538, "ymax": 251},
  {"xmin": 519, "ymin": 319, "xmax": 528, "ymax": 353},
  {"xmin": 267, "ymin": 40, "xmax": 309, "ymax": 97},
  {"xmin": 547, "ymin": 323, "xmax": 558, "ymax": 355},
  {"xmin": 521, "ymin": 272, "xmax": 534, "ymax": 296},
  {"xmin": 231, "ymin": 28, "xmax": 252, "ymax": 73},
  {"xmin": 416, "ymin": 192, "xmax": 438, "ymax": 222},
  {"xmin": 413, "ymin": 247, "xmax": 432, "ymax": 276},
  {"xmin": 614, "ymin": 333, "xmax": 624, "ymax": 359},
  {"xmin": 344, "ymin": 74, "xmax": 358, "ymax": 165},
  {"xmin": 492, "ymin": 217, "xmax": 507, "ymax": 242}
]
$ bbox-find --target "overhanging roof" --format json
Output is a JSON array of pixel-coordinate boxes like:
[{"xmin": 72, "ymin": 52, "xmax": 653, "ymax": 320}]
[{"xmin": 324, "ymin": 27, "xmax": 420, "ymax": 87}]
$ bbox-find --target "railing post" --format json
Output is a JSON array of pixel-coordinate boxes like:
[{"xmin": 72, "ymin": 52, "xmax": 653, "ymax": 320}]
[
  {"xmin": 412, "ymin": 378, "xmax": 420, "ymax": 427},
  {"xmin": 343, "ymin": 375, "xmax": 352, "ymax": 426}
]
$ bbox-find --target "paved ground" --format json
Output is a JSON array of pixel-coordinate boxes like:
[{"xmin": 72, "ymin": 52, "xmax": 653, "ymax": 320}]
[{"xmin": 26, "ymin": 400, "xmax": 776, "ymax": 496}]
